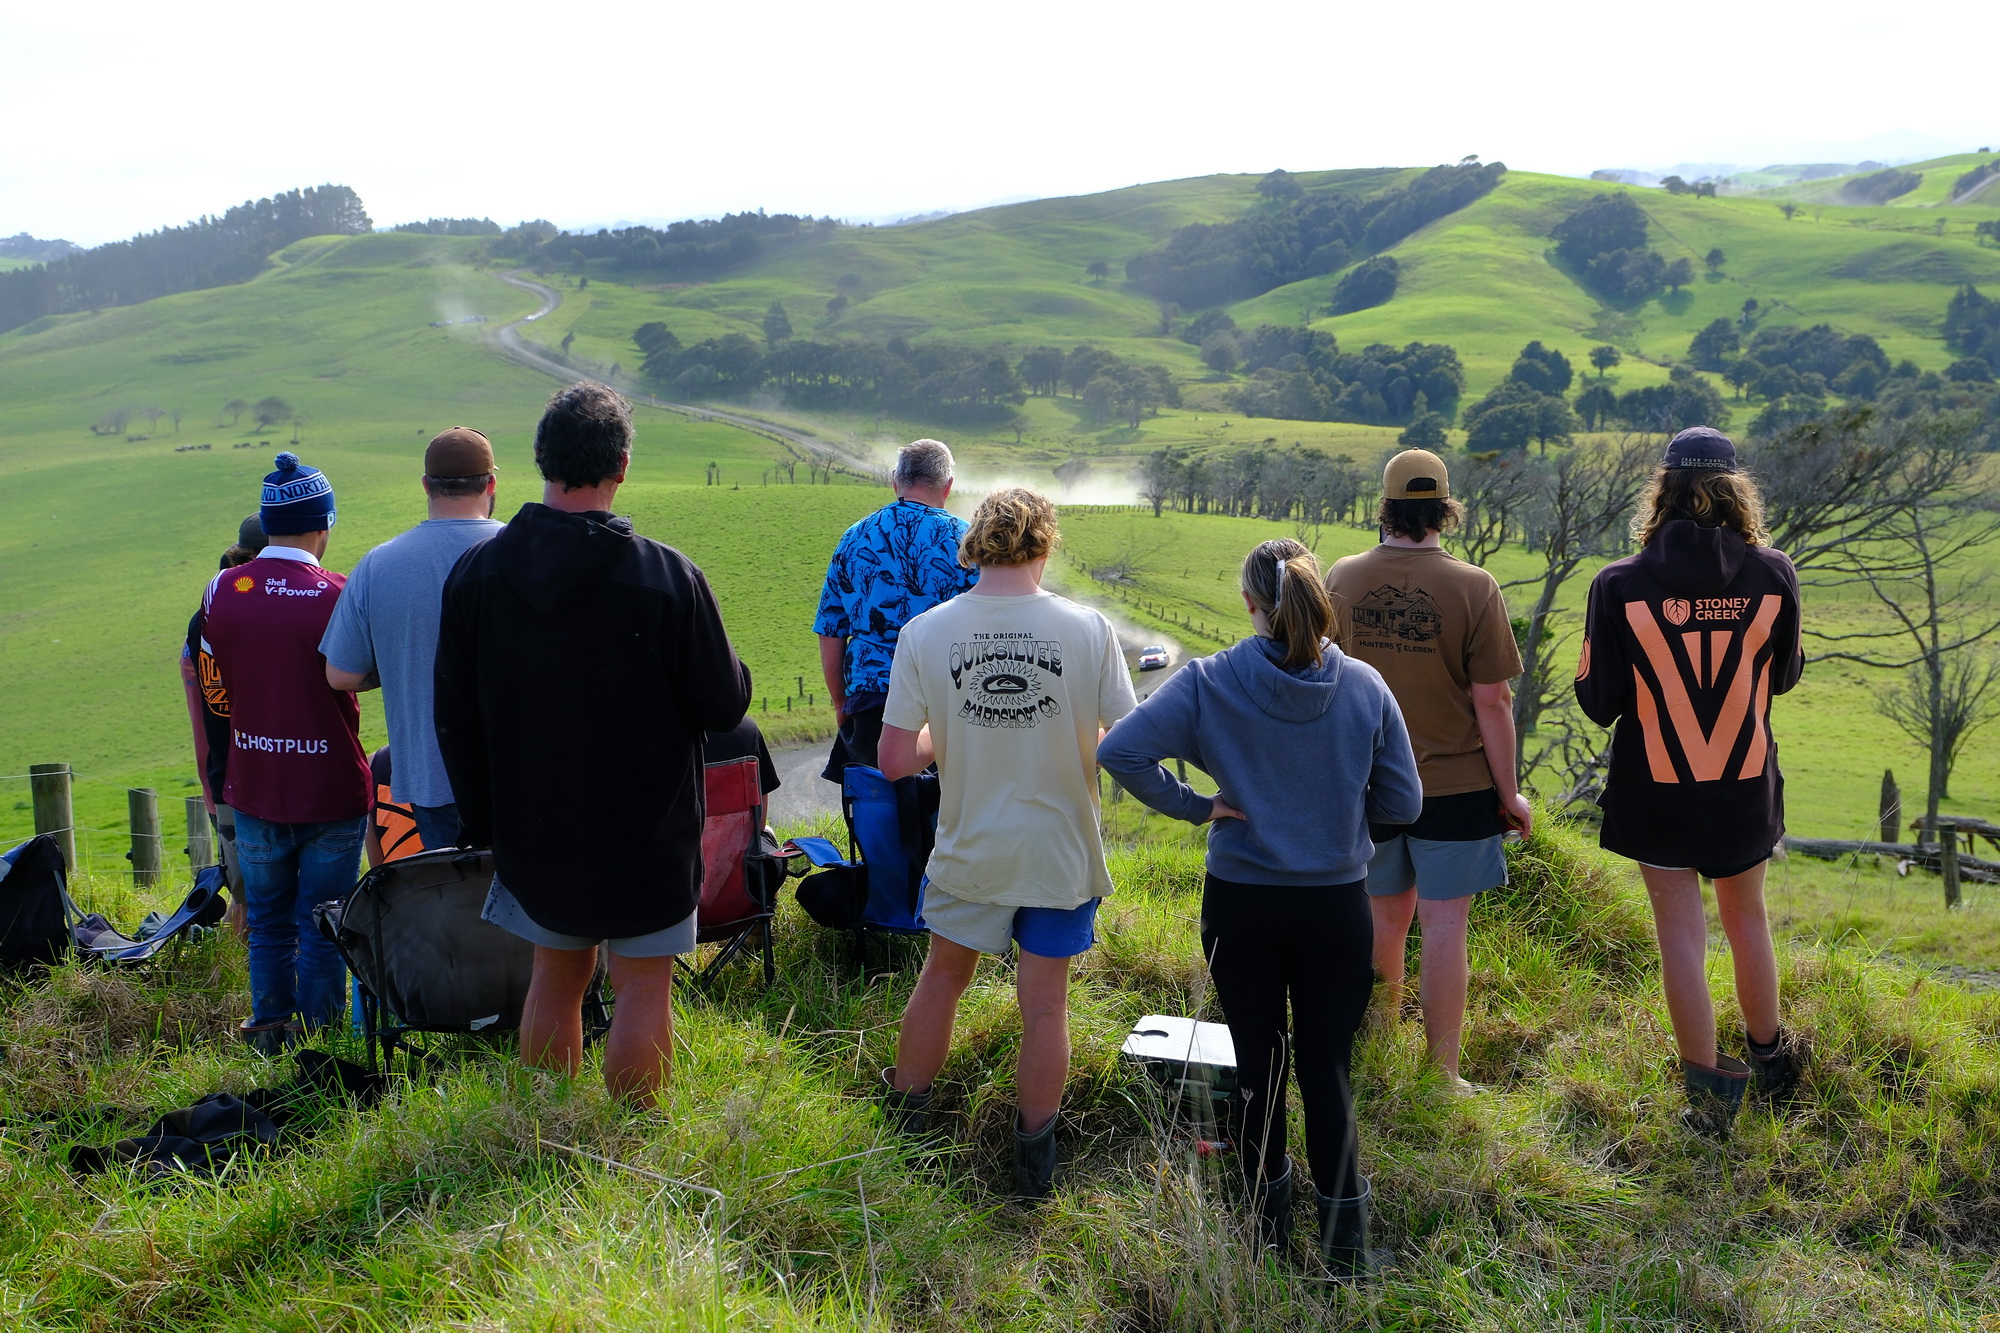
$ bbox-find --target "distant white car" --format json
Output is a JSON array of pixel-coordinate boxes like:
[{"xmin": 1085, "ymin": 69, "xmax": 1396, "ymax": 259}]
[{"xmin": 1137, "ymin": 646, "xmax": 1169, "ymax": 671}]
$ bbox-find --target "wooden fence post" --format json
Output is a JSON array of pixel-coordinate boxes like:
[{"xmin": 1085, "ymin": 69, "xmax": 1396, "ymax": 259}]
[
  {"xmin": 30, "ymin": 763, "xmax": 76, "ymax": 873},
  {"xmin": 185, "ymin": 797, "xmax": 214, "ymax": 870},
  {"xmin": 128, "ymin": 787, "xmax": 162, "ymax": 888},
  {"xmin": 1942, "ymin": 824, "xmax": 1962, "ymax": 909},
  {"xmin": 1878, "ymin": 769, "xmax": 1900, "ymax": 846}
]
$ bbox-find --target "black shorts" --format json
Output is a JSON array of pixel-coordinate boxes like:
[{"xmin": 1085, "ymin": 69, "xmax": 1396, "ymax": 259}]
[
  {"xmin": 821, "ymin": 702, "xmax": 886, "ymax": 782},
  {"xmin": 1368, "ymin": 788, "xmax": 1505, "ymax": 844}
]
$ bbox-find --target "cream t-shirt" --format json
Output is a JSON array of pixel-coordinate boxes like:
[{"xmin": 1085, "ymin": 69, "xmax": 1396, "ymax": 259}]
[{"xmin": 883, "ymin": 589, "xmax": 1138, "ymax": 908}]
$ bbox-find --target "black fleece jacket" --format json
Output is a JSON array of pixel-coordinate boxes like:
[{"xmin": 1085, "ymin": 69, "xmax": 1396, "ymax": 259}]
[
  {"xmin": 1574, "ymin": 520, "xmax": 1803, "ymax": 869},
  {"xmin": 434, "ymin": 503, "xmax": 751, "ymax": 937}
]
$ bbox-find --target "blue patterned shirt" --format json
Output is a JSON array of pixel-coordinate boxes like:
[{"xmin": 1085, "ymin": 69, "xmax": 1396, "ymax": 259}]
[{"xmin": 814, "ymin": 499, "xmax": 977, "ymax": 697}]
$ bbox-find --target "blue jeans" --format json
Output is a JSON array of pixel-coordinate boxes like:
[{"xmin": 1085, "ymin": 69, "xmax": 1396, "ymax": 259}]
[
  {"xmin": 234, "ymin": 812, "xmax": 366, "ymax": 1028},
  {"xmin": 410, "ymin": 802, "xmax": 462, "ymax": 851}
]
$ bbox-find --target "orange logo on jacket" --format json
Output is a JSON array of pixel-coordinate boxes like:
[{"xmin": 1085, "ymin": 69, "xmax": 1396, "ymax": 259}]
[
  {"xmin": 1662, "ymin": 598, "xmax": 1691, "ymax": 626},
  {"xmin": 1623, "ymin": 596, "xmax": 1780, "ymax": 783}
]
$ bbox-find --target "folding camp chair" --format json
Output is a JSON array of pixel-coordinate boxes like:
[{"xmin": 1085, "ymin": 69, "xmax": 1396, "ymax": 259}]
[
  {"xmin": 316, "ymin": 848, "xmax": 607, "ymax": 1073},
  {"xmin": 70, "ymin": 864, "xmax": 228, "ymax": 964},
  {"xmin": 687, "ymin": 753, "xmax": 794, "ymax": 990},
  {"xmin": 785, "ymin": 766, "xmax": 937, "ymax": 965}
]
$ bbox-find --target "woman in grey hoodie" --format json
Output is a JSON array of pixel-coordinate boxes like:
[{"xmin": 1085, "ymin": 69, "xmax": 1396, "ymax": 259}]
[{"xmin": 1098, "ymin": 537, "xmax": 1421, "ymax": 1273}]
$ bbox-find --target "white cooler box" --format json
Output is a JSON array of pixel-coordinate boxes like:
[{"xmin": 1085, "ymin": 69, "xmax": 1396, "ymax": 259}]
[{"xmin": 1121, "ymin": 1014, "xmax": 1238, "ymax": 1126}]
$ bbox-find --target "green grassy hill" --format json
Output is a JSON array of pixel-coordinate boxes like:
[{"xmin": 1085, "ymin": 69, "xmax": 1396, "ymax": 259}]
[
  {"xmin": 541, "ymin": 162, "xmax": 2000, "ymax": 402},
  {"xmin": 1751, "ymin": 151, "xmax": 1999, "ymax": 208},
  {"xmin": 0, "ymin": 231, "xmax": 847, "ymax": 854},
  {"xmin": 3, "ymin": 821, "xmax": 1994, "ymax": 1331}
]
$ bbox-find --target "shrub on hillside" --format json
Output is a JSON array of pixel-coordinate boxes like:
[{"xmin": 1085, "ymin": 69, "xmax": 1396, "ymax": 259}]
[
  {"xmin": 1230, "ymin": 326, "xmax": 1463, "ymax": 426},
  {"xmin": 1551, "ymin": 193, "xmax": 1672, "ymax": 303},
  {"xmin": 1329, "ymin": 255, "xmax": 1399, "ymax": 313},
  {"xmin": 1839, "ymin": 168, "xmax": 1922, "ymax": 205}
]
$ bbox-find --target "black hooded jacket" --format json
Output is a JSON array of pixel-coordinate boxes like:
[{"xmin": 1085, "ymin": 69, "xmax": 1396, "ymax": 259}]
[
  {"xmin": 434, "ymin": 503, "xmax": 751, "ymax": 937},
  {"xmin": 1574, "ymin": 520, "xmax": 1803, "ymax": 869}
]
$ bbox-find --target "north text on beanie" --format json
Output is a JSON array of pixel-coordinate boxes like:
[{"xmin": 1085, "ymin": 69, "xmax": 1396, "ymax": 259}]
[{"xmin": 260, "ymin": 452, "xmax": 337, "ymax": 534}]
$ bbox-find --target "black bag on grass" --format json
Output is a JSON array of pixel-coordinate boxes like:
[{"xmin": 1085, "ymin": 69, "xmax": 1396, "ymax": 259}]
[{"xmin": 0, "ymin": 836, "xmax": 71, "ymax": 971}]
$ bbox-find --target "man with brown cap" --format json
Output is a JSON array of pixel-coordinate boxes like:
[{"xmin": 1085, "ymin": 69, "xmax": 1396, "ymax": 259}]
[
  {"xmin": 322, "ymin": 428, "xmax": 503, "ymax": 848},
  {"xmin": 1324, "ymin": 448, "xmax": 1529, "ymax": 1094}
]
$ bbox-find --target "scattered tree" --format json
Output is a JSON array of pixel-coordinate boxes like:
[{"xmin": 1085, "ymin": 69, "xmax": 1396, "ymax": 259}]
[
  {"xmin": 1134, "ymin": 449, "xmax": 1180, "ymax": 517},
  {"xmin": 1017, "ymin": 346, "xmax": 1066, "ymax": 397},
  {"xmin": 1778, "ymin": 203, "xmax": 1799, "ymax": 221},
  {"xmin": 1874, "ymin": 652, "xmax": 2000, "ymax": 801},
  {"xmin": 1199, "ymin": 333, "xmax": 1240, "ymax": 375},
  {"xmin": 1705, "ymin": 247, "xmax": 1726, "ymax": 272},
  {"xmin": 1329, "ymin": 256, "xmax": 1400, "ymax": 313},
  {"xmin": 1687, "ymin": 318, "xmax": 1741, "ymax": 371},
  {"xmin": 251, "ymin": 397, "xmax": 294, "ymax": 430},
  {"xmin": 1664, "ymin": 257, "xmax": 1695, "ymax": 294},
  {"xmin": 1589, "ymin": 344, "xmax": 1623, "ymax": 377},
  {"xmin": 1661, "ymin": 175, "xmax": 1691, "ymax": 195},
  {"xmin": 222, "ymin": 398, "xmax": 248, "ymax": 425},
  {"xmin": 762, "ymin": 301, "xmax": 793, "ymax": 349},
  {"xmin": 826, "ymin": 293, "xmax": 849, "ymax": 318},
  {"xmin": 169, "ymin": 407, "xmax": 183, "ymax": 433},
  {"xmin": 1157, "ymin": 303, "xmax": 1180, "ymax": 337},
  {"xmin": 1085, "ymin": 259, "xmax": 1110, "ymax": 283},
  {"xmin": 1257, "ymin": 169, "xmax": 1305, "ymax": 202}
]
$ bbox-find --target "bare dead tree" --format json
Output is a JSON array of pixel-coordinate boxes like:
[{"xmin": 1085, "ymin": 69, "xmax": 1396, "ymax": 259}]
[
  {"xmin": 1874, "ymin": 651, "xmax": 2000, "ymax": 801},
  {"xmin": 1507, "ymin": 435, "xmax": 1657, "ymax": 744},
  {"xmin": 1448, "ymin": 450, "xmax": 1546, "ymax": 569}
]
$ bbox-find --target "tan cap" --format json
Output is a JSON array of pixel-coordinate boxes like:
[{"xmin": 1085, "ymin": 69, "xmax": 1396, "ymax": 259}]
[
  {"xmin": 424, "ymin": 427, "xmax": 496, "ymax": 479},
  {"xmin": 1383, "ymin": 448, "xmax": 1449, "ymax": 500}
]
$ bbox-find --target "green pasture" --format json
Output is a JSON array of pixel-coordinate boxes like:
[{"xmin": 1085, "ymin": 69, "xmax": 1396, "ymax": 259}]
[
  {"xmin": 546, "ymin": 164, "xmax": 2000, "ymax": 412},
  {"xmin": 1751, "ymin": 151, "xmax": 1999, "ymax": 208},
  {"xmin": 0, "ymin": 231, "xmax": 842, "ymax": 852}
]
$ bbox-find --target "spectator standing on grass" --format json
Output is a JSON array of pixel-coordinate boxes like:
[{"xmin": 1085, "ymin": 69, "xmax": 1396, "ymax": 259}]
[
  {"xmin": 1323, "ymin": 449, "xmax": 1531, "ymax": 1094},
  {"xmin": 185, "ymin": 512, "xmax": 267, "ymax": 938},
  {"xmin": 199, "ymin": 455, "xmax": 370, "ymax": 1053},
  {"xmin": 877, "ymin": 488, "xmax": 1137, "ymax": 1200},
  {"xmin": 1574, "ymin": 426, "xmax": 1803, "ymax": 1136},
  {"xmin": 321, "ymin": 427, "xmax": 504, "ymax": 850},
  {"xmin": 435, "ymin": 381, "xmax": 751, "ymax": 1107},
  {"xmin": 814, "ymin": 439, "xmax": 976, "ymax": 779},
  {"xmin": 1100, "ymin": 538, "xmax": 1421, "ymax": 1272}
]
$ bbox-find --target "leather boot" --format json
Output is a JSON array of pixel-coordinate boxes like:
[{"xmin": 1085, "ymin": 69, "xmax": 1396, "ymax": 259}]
[
  {"xmin": 1251, "ymin": 1157, "xmax": 1295, "ymax": 1252},
  {"xmin": 1680, "ymin": 1054, "xmax": 1751, "ymax": 1137},
  {"xmin": 879, "ymin": 1067, "xmax": 931, "ymax": 1136},
  {"xmin": 1746, "ymin": 1029, "xmax": 1799, "ymax": 1103},
  {"xmin": 1013, "ymin": 1111, "xmax": 1058, "ymax": 1200},
  {"xmin": 1315, "ymin": 1176, "xmax": 1379, "ymax": 1279}
]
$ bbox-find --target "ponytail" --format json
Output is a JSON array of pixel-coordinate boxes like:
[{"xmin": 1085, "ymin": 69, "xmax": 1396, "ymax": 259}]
[{"xmin": 1240, "ymin": 538, "xmax": 1334, "ymax": 671}]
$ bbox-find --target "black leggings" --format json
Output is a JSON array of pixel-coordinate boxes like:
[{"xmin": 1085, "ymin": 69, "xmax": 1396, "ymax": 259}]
[{"xmin": 1201, "ymin": 874, "xmax": 1373, "ymax": 1201}]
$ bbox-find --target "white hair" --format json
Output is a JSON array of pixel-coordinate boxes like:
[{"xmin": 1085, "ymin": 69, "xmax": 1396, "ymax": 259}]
[{"xmin": 894, "ymin": 438, "xmax": 954, "ymax": 490}]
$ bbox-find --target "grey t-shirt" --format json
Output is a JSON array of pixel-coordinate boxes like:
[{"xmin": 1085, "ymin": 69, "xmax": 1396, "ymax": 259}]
[{"xmin": 320, "ymin": 517, "xmax": 503, "ymax": 808}]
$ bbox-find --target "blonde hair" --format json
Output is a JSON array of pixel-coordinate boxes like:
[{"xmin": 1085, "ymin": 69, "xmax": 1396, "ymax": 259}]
[
  {"xmin": 960, "ymin": 487, "xmax": 1060, "ymax": 568},
  {"xmin": 1631, "ymin": 466, "xmax": 1768, "ymax": 547},
  {"xmin": 1243, "ymin": 538, "xmax": 1334, "ymax": 671}
]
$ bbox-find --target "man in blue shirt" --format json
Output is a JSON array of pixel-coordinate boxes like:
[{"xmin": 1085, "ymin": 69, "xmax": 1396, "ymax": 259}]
[
  {"xmin": 321, "ymin": 428, "xmax": 505, "ymax": 848},
  {"xmin": 815, "ymin": 439, "xmax": 976, "ymax": 780}
]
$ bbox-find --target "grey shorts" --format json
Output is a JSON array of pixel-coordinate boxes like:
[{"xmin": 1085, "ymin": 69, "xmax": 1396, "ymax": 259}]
[
  {"xmin": 481, "ymin": 878, "xmax": 696, "ymax": 958},
  {"xmin": 1365, "ymin": 833, "xmax": 1508, "ymax": 902}
]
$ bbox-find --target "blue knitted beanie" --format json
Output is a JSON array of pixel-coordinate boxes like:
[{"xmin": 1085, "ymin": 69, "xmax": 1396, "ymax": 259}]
[{"xmin": 260, "ymin": 452, "xmax": 337, "ymax": 534}]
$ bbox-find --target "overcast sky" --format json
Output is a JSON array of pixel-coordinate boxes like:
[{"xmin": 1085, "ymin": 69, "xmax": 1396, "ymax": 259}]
[{"xmin": 4, "ymin": 0, "xmax": 1992, "ymax": 246}]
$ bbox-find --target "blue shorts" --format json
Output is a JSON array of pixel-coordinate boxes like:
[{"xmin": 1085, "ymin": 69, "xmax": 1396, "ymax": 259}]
[{"xmin": 920, "ymin": 887, "xmax": 1100, "ymax": 958}]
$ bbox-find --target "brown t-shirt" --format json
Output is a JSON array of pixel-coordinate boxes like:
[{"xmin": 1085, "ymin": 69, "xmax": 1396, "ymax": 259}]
[{"xmin": 1325, "ymin": 544, "xmax": 1521, "ymax": 796}]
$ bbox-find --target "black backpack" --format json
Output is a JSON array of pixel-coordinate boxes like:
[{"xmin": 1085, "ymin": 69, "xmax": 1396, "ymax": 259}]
[{"xmin": 0, "ymin": 836, "xmax": 70, "ymax": 971}]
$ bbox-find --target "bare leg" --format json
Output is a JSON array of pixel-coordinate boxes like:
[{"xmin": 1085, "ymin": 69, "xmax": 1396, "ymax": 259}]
[
  {"xmin": 892, "ymin": 934, "xmax": 981, "ymax": 1093},
  {"xmin": 603, "ymin": 953, "xmax": 677, "ymax": 1106},
  {"xmin": 1015, "ymin": 950, "xmax": 1074, "ymax": 1133},
  {"xmin": 1369, "ymin": 888, "xmax": 1418, "ymax": 1011},
  {"xmin": 1415, "ymin": 893, "xmax": 1473, "ymax": 1079},
  {"xmin": 520, "ymin": 944, "xmax": 598, "ymax": 1078},
  {"xmin": 1712, "ymin": 863, "xmax": 1780, "ymax": 1046},
  {"xmin": 1638, "ymin": 866, "xmax": 1717, "ymax": 1067}
]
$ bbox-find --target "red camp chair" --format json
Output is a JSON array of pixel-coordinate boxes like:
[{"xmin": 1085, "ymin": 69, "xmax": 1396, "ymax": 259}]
[{"xmin": 690, "ymin": 755, "xmax": 787, "ymax": 989}]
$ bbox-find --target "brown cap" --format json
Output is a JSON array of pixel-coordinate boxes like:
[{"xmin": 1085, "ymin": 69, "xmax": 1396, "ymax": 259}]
[
  {"xmin": 1383, "ymin": 448, "xmax": 1449, "ymax": 500},
  {"xmin": 424, "ymin": 426, "xmax": 496, "ymax": 479}
]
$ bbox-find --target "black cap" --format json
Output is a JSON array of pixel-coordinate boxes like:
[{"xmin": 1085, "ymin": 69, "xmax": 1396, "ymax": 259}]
[
  {"xmin": 236, "ymin": 513, "xmax": 267, "ymax": 550},
  {"xmin": 1663, "ymin": 426, "xmax": 1736, "ymax": 472}
]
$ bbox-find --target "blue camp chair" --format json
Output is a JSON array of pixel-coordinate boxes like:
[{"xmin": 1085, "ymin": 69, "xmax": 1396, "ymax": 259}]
[
  {"xmin": 785, "ymin": 766, "xmax": 937, "ymax": 940},
  {"xmin": 69, "ymin": 864, "xmax": 229, "ymax": 964}
]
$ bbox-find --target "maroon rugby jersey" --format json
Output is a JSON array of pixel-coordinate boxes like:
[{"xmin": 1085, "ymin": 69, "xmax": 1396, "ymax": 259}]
[{"xmin": 200, "ymin": 551, "xmax": 370, "ymax": 825}]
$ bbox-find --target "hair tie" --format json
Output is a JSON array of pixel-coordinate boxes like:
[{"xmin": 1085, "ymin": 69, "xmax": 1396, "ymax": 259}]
[{"xmin": 1272, "ymin": 554, "xmax": 1288, "ymax": 615}]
